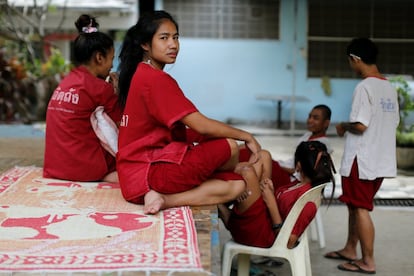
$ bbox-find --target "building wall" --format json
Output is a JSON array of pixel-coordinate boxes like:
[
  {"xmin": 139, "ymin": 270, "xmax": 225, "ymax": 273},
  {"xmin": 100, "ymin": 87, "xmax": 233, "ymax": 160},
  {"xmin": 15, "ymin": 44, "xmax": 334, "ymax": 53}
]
[
  {"xmin": 57, "ymin": 0, "xmax": 360, "ymax": 125},
  {"xmin": 150, "ymin": 0, "xmax": 358, "ymax": 125}
]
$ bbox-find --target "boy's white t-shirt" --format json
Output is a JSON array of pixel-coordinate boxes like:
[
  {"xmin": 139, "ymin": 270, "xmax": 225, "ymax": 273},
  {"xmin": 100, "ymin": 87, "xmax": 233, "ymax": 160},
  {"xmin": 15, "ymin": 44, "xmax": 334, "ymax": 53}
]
[{"xmin": 339, "ymin": 77, "xmax": 399, "ymax": 179}]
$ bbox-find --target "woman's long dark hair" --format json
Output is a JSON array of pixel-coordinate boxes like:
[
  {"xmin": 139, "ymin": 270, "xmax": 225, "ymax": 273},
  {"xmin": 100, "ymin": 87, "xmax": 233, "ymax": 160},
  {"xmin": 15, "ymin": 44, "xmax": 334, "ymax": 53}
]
[
  {"xmin": 117, "ymin": 10, "xmax": 178, "ymax": 109},
  {"xmin": 294, "ymin": 140, "xmax": 336, "ymax": 188}
]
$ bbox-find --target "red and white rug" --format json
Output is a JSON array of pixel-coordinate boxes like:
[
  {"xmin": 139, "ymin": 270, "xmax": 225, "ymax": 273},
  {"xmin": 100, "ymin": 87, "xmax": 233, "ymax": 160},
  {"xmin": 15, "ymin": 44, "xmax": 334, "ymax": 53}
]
[{"xmin": 0, "ymin": 166, "xmax": 202, "ymax": 273}]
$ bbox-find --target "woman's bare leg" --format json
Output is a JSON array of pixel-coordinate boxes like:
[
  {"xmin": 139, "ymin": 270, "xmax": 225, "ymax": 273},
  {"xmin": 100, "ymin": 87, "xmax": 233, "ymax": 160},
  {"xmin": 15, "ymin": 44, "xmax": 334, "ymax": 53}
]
[
  {"xmin": 144, "ymin": 178, "xmax": 245, "ymax": 214},
  {"xmin": 232, "ymin": 163, "xmax": 263, "ymax": 213},
  {"xmin": 258, "ymin": 149, "xmax": 273, "ymax": 180},
  {"xmin": 218, "ymin": 138, "xmax": 241, "ymax": 171},
  {"xmin": 103, "ymin": 171, "xmax": 118, "ymax": 183},
  {"xmin": 217, "ymin": 203, "xmax": 231, "ymax": 229}
]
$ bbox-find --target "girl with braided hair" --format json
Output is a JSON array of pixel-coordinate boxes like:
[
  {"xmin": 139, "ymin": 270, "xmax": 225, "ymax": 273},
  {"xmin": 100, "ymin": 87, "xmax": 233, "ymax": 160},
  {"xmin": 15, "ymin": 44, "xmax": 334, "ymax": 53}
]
[{"xmin": 219, "ymin": 140, "xmax": 336, "ymax": 248}]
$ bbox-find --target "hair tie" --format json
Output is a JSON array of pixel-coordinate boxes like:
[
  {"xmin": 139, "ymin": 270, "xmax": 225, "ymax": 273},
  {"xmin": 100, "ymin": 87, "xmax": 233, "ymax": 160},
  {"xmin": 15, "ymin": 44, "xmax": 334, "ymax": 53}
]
[
  {"xmin": 82, "ymin": 26, "xmax": 98, "ymax": 33},
  {"xmin": 82, "ymin": 19, "xmax": 98, "ymax": 33},
  {"xmin": 313, "ymin": 151, "xmax": 323, "ymax": 170}
]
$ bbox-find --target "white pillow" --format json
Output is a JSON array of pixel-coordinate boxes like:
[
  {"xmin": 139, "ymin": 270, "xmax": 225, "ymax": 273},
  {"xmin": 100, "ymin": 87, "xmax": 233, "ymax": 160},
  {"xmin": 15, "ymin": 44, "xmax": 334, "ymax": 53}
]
[{"xmin": 90, "ymin": 106, "xmax": 118, "ymax": 156}]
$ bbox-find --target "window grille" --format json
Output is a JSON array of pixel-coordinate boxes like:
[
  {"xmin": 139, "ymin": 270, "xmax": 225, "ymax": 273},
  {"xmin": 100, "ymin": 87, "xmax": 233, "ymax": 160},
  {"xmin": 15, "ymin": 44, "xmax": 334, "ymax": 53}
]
[
  {"xmin": 163, "ymin": 0, "xmax": 279, "ymax": 39},
  {"xmin": 308, "ymin": 0, "xmax": 414, "ymax": 78}
]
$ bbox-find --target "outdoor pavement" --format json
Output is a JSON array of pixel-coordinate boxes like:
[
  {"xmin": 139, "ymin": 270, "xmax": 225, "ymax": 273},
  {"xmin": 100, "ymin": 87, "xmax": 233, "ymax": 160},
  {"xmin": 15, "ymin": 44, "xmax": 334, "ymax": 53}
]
[
  {"xmin": 222, "ymin": 125, "xmax": 414, "ymax": 276},
  {"xmin": 0, "ymin": 123, "xmax": 413, "ymax": 276}
]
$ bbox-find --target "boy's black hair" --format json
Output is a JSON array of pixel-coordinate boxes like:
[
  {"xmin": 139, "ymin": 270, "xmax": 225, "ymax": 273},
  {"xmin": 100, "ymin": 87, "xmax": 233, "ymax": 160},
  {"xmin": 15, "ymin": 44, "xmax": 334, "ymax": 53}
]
[
  {"xmin": 346, "ymin": 37, "xmax": 378, "ymax": 65},
  {"xmin": 313, "ymin": 104, "xmax": 332, "ymax": 121}
]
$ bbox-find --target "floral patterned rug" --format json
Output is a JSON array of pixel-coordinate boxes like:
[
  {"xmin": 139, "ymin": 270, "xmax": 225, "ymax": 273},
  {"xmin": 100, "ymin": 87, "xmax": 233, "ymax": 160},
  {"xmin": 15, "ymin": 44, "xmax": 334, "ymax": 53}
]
[{"xmin": 0, "ymin": 166, "xmax": 202, "ymax": 274}]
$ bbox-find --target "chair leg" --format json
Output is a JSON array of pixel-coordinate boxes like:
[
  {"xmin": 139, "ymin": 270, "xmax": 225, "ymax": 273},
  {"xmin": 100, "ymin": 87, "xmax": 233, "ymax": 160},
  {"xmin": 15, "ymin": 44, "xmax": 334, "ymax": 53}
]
[
  {"xmin": 309, "ymin": 210, "xmax": 326, "ymax": 248},
  {"xmin": 315, "ymin": 210, "xmax": 325, "ymax": 248},
  {"xmin": 304, "ymin": 235, "xmax": 313, "ymax": 276},
  {"xmin": 222, "ymin": 247, "xmax": 235, "ymax": 276},
  {"xmin": 291, "ymin": 234, "xmax": 312, "ymax": 276},
  {"xmin": 237, "ymin": 254, "xmax": 250, "ymax": 276},
  {"xmin": 309, "ymin": 220, "xmax": 318, "ymax": 241}
]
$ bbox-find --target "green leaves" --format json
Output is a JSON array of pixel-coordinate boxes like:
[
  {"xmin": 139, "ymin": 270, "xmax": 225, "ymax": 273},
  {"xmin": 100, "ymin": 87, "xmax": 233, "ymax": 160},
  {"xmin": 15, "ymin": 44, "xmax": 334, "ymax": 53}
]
[
  {"xmin": 396, "ymin": 130, "xmax": 414, "ymax": 147},
  {"xmin": 389, "ymin": 76, "xmax": 414, "ymax": 133}
]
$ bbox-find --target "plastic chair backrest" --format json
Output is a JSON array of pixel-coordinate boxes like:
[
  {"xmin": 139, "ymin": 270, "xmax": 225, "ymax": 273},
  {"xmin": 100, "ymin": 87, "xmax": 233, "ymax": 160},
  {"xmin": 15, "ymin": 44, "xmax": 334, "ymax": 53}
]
[{"xmin": 271, "ymin": 183, "xmax": 326, "ymax": 250}]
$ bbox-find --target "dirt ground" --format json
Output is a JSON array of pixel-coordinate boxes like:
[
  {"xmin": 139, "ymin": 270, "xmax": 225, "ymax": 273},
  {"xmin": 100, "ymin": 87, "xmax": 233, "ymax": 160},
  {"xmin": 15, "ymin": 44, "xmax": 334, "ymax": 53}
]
[{"xmin": 0, "ymin": 138, "xmax": 44, "ymax": 172}]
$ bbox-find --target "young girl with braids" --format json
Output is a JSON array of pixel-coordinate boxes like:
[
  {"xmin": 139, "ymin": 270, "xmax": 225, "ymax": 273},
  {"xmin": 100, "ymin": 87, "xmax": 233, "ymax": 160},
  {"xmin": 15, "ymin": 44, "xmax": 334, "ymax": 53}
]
[
  {"xmin": 219, "ymin": 140, "xmax": 336, "ymax": 248},
  {"xmin": 44, "ymin": 14, "xmax": 121, "ymax": 182}
]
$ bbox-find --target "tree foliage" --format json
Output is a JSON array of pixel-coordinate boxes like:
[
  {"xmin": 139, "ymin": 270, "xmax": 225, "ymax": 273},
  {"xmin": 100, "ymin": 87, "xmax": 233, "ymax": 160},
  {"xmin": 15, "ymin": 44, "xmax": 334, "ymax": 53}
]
[{"xmin": 0, "ymin": 0, "xmax": 69, "ymax": 64}]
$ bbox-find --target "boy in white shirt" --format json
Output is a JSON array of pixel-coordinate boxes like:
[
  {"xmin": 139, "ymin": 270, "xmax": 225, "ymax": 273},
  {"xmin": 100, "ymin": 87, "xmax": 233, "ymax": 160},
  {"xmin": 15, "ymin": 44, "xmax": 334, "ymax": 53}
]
[{"xmin": 325, "ymin": 38, "xmax": 399, "ymax": 274}]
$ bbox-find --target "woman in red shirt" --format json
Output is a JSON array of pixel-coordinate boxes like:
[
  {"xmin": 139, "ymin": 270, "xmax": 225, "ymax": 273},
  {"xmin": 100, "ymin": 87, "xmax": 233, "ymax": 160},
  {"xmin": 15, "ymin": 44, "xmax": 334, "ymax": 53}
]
[
  {"xmin": 219, "ymin": 141, "xmax": 336, "ymax": 248},
  {"xmin": 117, "ymin": 11, "xmax": 264, "ymax": 214},
  {"xmin": 44, "ymin": 14, "xmax": 121, "ymax": 182}
]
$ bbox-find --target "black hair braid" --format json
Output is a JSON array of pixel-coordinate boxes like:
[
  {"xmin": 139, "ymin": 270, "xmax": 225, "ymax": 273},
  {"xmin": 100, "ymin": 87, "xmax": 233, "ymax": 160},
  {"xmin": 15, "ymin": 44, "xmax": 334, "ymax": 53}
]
[
  {"xmin": 295, "ymin": 141, "xmax": 336, "ymax": 187},
  {"xmin": 313, "ymin": 150, "xmax": 336, "ymax": 186},
  {"xmin": 294, "ymin": 141, "xmax": 336, "ymax": 206}
]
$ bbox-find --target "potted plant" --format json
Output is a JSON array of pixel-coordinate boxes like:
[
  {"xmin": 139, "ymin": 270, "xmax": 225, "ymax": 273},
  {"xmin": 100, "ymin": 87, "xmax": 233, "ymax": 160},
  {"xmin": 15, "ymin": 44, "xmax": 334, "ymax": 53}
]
[{"xmin": 389, "ymin": 76, "xmax": 414, "ymax": 170}]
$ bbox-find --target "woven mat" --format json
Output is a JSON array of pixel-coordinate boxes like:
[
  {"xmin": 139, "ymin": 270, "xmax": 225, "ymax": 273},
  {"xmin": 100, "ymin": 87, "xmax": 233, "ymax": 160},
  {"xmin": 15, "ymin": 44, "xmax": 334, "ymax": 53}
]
[{"xmin": 0, "ymin": 166, "xmax": 202, "ymax": 273}]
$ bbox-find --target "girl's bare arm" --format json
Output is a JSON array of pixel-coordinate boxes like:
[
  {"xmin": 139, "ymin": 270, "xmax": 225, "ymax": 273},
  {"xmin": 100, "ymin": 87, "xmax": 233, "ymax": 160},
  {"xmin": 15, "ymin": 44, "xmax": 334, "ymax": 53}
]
[
  {"xmin": 181, "ymin": 111, "xmax": 261, "ymax": 162},
  {"xmin": 260, "ymin": 178, "xmax": 283, "ymax": 231}
]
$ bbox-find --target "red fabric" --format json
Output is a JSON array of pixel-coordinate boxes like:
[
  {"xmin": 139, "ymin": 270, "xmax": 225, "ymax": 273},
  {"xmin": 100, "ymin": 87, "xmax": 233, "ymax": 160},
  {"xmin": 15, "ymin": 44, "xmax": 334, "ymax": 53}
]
[
  {"xmin": 228, "ymin": 197, "xmax": 276, "ymax": 248},
  {"xmin": 228, "ymin": 183, "xmax": 316, "ymax": 248},
  {"xmin": 271, "ymin": 159, "xmax": 298, "ymax": 189},
  {"xmin": 276, "ymin": 183, "xmax": 317, "ymax": 237},
  {"xmin": 43, "ymin": 66, "xmax": 121, "ymax": 181},
  {"xmin": 239, "ymin": 147, "xmax": 294, "ymax": 189},
  {"xmin": 148, "ymin": 139, "xmax": 242, "ymax": 194},
  {"xmin": 339, "ymin": 158, "xmax": 383, "ymax": 211}
]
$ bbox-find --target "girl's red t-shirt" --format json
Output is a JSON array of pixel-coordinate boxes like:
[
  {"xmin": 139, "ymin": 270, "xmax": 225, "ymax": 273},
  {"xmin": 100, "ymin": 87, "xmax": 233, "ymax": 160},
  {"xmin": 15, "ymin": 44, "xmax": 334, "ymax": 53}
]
[
  {"xmin": 117, "ymin": 63, "xmax": 198, "ymax": 203},
  {"xmin": 44, "ymin": 66, "xmax": 121, "ymax": 181},
  {"xmin": 228, "ymin": 183, "xmax": 316, "ymax": 248}
]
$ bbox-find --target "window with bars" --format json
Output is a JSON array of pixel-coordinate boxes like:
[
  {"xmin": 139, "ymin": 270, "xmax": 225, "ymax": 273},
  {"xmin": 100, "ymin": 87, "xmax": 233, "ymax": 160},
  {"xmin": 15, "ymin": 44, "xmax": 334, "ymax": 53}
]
[
  {"xmin": 163, "ymin": 0, "xmax": 280, "ymax": 39},
  {"xmin": 308, "ymin": 0, "xmax": 414, "ymax": 78}
]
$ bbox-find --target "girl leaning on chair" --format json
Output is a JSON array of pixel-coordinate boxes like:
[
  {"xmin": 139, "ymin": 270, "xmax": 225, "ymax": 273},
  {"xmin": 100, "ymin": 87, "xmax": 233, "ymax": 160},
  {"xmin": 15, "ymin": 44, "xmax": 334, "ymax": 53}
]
[{"xmin": 219, "ymin": 140, "xmax": 336, "ymax": 248}]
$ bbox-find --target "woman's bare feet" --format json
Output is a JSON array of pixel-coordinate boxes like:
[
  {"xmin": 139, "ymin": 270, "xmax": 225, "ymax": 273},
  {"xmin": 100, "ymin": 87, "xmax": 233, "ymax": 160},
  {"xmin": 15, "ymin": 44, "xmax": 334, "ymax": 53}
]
[{"xmin": 144, "ymin": 190, "xmax": 165, "ymax": 215}]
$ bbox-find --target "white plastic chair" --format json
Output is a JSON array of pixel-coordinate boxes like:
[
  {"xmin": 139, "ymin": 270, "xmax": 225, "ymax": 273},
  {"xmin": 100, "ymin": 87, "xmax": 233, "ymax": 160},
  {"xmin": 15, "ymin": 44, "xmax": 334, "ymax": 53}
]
[{"xmin": 221, "ymin": 183, "xmax": 326, "ymax": 276}]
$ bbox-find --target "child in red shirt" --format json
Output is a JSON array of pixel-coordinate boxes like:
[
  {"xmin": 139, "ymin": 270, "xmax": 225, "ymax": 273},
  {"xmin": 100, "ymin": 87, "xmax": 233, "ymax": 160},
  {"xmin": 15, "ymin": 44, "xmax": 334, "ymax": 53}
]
[
  {"xmin": 219, "ymin": 141, "xmax": 336, "ymax": 248},
  {"xmin": 44, "ymin": 14, "xmax": 121, "ymax": 182}
]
